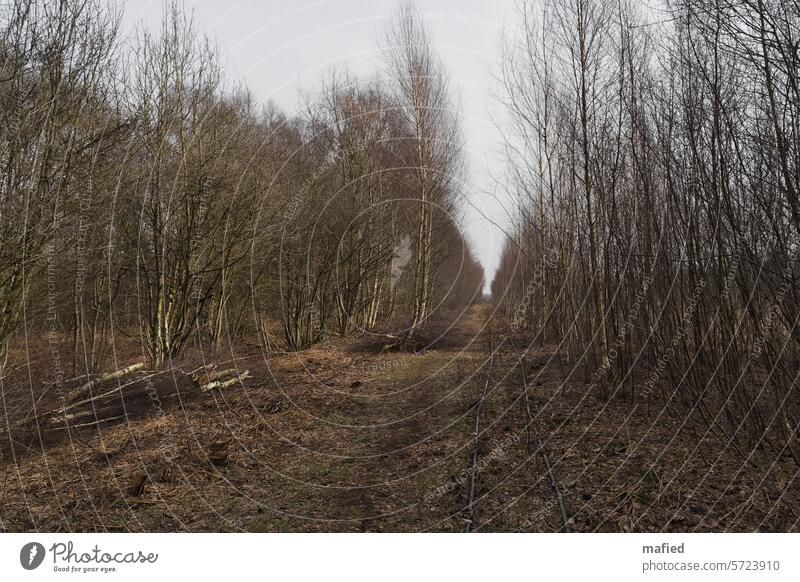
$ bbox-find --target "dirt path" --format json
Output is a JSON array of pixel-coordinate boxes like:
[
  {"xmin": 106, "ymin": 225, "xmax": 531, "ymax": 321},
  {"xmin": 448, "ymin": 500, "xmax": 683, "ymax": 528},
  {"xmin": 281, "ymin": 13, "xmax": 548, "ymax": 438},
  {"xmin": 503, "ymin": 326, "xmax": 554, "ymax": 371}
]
[
  {"xmin": 1, "ymin": 304, "xmax": 503, "ymax": 531},
  {"xmin": 2, "ymin": 303, "xmax": 797, "ymax": 532},
  {"xmin": 245, "ymin": 302, "xmax": 502, "ymax": 532}
]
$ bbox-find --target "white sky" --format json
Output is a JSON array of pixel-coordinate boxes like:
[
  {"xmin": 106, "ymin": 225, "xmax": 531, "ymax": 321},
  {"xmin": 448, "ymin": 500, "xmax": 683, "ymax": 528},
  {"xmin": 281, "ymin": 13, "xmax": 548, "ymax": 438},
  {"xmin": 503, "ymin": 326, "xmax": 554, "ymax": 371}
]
[{"xmin": 118, "ymin": 0, "xmax": 519, "ymax": 293}]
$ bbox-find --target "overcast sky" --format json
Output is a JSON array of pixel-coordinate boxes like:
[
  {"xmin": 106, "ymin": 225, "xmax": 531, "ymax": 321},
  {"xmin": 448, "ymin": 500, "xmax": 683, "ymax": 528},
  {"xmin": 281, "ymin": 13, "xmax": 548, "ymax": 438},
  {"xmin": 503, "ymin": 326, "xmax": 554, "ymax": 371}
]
[{"xmin": 119, "ymin": 0, "xmax": 520, "ymax": 293}]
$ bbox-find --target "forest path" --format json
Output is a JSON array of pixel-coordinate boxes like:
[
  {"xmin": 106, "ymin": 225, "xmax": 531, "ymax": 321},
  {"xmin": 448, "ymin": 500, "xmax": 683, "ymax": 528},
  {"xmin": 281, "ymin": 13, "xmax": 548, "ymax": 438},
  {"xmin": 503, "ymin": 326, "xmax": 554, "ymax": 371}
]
[
  {"xmin": 2, "ymin": 303, "xmax": 524, "ymax": 532},
  {"xmin": 235, "ymin": 301, "xmax": 569, "ymax": 532},
  {"xmin": 237, "ymin": 302, "xmax": 509, "ymax": 532},
  {"xmin": 3, "ymin": 304, "xmax": 794, "ymax": 532}
]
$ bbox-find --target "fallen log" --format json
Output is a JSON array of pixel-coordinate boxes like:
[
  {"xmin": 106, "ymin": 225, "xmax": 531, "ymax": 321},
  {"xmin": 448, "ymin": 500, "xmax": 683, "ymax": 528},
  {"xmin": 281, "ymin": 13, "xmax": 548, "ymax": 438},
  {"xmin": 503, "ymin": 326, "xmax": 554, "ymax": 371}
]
[
  {"xmin": 192, "ymin": 367, "xmax": 237, "ymax": 387},
  {"xmin": 57, "ymin": 373, "xmax": 158, "ymax": 415},
  {"xmin": 63, "ymin": 362, "xmax": 146, "ymax": 402},
  {"xmin": 200, "ymin": 370, "xmax": 250, "ymax": 393},
  {"xmin": 48, "ymin": 405, "xmax": 129, "ymax": 426}
]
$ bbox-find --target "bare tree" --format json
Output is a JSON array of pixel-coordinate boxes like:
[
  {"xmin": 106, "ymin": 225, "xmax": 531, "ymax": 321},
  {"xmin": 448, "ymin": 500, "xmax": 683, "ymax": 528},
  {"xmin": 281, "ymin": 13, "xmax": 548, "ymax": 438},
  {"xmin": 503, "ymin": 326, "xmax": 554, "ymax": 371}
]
[{"xmin": 384, "ymin": 1, "xmax": 463, "ymax": 338}]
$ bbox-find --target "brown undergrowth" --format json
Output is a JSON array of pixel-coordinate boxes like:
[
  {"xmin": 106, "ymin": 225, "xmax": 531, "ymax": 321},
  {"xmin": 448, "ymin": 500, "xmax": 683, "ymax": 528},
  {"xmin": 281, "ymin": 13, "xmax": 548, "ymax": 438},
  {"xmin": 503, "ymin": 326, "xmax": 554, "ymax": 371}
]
[{"xmin": 1, "ymin": 306, "xmax": 797, "ymax": 532}]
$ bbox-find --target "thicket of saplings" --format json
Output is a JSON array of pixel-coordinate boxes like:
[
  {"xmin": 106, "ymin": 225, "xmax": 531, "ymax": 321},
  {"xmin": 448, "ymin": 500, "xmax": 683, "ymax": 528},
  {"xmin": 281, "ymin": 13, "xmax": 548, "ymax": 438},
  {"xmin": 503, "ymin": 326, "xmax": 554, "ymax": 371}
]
[
  {"xmin": 0, "ymin": 0, "xmax": 484, "ymax": 386},
  {"xmin": 492, "ymin": 0, "xmax": 800, "ymax": 467}
]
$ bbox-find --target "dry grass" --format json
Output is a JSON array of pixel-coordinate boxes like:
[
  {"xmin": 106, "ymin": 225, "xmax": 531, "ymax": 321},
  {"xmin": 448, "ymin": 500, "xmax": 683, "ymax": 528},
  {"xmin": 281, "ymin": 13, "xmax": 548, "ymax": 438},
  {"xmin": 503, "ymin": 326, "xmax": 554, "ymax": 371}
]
[{"xmin": 1, "ymin": 307, "xmax": 797, "ymax": 532}]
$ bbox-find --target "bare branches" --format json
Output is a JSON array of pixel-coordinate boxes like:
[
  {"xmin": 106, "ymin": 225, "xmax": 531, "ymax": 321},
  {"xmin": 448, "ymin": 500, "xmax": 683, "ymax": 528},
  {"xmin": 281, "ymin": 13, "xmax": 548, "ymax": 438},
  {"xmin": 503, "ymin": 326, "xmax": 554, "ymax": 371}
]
[{"xmin": 494, "ymin": 0, "xmax": 800, "ymax": 465}]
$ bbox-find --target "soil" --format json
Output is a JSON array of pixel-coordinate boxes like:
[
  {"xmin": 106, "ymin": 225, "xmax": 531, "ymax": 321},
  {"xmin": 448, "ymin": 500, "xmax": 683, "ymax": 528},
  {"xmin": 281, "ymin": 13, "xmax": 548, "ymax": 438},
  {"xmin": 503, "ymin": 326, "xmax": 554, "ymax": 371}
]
[{"xmin": 1, "ymin": 304, "xmax": 797, "ymax": 532}]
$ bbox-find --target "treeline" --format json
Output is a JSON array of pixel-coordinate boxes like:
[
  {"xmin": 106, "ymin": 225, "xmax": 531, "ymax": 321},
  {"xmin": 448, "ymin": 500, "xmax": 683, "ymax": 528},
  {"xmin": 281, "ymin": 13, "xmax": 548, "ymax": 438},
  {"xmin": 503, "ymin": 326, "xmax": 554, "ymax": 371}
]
[
  {"xmin": 0, "ymin": 0, "xmax": 483, "ymax": 373},
  {"xmin": 492, "ymin": 0, "xmax": 800, "ymax": 465}
]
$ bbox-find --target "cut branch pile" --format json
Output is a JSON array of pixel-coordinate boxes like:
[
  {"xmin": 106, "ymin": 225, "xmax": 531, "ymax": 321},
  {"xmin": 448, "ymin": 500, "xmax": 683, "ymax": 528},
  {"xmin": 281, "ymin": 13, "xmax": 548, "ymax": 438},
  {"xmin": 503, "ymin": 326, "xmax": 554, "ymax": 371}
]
[
  {"xmin": 1, "ymin": 361, "xmax": 253, "ymax": 445},
  {"xmin": 47, "ymin": 363, "xmax": 192, "ymax": 430},
  {"xmin": 40, "ymin": 363, "xmax": 248, "ymax": 433}
]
